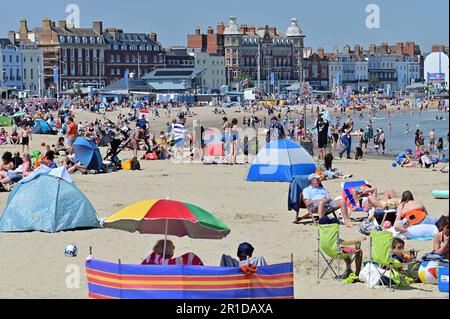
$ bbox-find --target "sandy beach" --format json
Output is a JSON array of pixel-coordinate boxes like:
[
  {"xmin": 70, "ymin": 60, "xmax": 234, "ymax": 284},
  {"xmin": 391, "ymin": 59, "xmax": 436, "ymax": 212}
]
[{"xmin": 0, "ymin": 106, "xmax": 448, "ymax": 299}]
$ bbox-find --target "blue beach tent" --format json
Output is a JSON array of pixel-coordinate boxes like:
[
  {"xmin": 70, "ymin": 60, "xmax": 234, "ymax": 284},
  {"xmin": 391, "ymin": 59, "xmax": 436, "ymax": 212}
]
[
  {"xmin": 72, "ymin": 138, "xmax": 104, "ymax": 171},
  {"xmin": 246, "ymin": 139, "xmax": 317, "ymax": 182},
  {"xmin": 0, "ymin": 171, "xmax": 101, "ymax": 233},
  {"xmin": 32, "ymin": 119, "xmax": 53, "ymax": 134}
]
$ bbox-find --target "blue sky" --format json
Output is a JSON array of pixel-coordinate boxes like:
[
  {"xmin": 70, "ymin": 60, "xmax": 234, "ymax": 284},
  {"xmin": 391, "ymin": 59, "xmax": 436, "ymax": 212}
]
[{"xmin": 0, "ymin": 0, "xmax": 448, "ymax": 52}]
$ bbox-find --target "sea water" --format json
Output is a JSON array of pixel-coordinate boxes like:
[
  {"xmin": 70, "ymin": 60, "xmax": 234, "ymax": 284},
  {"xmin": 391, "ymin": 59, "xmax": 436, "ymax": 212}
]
[{"xmin": 332, "ymin": 108, "xmax": 449, "ymax": 157}]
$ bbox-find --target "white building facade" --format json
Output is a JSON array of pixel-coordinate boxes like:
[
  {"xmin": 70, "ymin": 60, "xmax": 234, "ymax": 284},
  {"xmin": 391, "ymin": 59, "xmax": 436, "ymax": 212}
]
[
  {"xmin": 0, "ymin": 39, "xmax": 23, "ymax": 91},
  {"xmin": 329, "ymin": 54, "xmax": 369, "ymax": 92},
  {"xmin": 193, "ymin": 52, "xmax": 226, "ymax": 93},
  {"xmin": 21, "ymin": 43, "xmax": 44, "ymax": 96}
]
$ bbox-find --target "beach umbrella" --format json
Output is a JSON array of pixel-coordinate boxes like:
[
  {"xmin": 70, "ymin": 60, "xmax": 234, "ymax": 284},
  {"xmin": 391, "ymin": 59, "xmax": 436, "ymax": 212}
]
[
  {"xmin": 72, "ymin": 137, "xmax": 103, "ymax": 171},
  {"xmin": 13, "ymin": 112, "xmax": 26, "ymax": 117},
  {"xmin": 104, "ymin": 199, "xmax": 230, "ymax": 239},
  {"xmin": 246, "ymin": 139, "xmax": 316, "ymax": 182},
  {"xmin": 104, "ymin": 199, "xmax": 231, "ymax": 260}
]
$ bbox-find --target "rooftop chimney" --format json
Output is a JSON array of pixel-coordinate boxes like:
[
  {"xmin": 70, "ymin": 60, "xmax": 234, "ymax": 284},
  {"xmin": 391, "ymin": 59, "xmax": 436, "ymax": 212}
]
[
  {"xmin": 404, "ymin": 41, "xmax": 415, "ymax": 57},
  {"xmin": 150, "ymin": 33, "xmax": 157, "ymax": 42},
  {"xmin": 381, "ymin": 42, "xmax": 389, "ymax": 53},
  {"xmin": 354, "ymin": 44, "xmax": 361, "ymax": 57},
  {"xmin": 59, "ymin": 20, "xmax": 67, "ymax": 29},
  {"xmin": 20, "ymin": 19, "xmax": 28, "ymax": 34},
  {"xmin": 8, "ymin": 31, "xmax": 16, "ymax": 44},
  {"xmin": 195, "ymin": 26, "xmax": 201, "ymax": 35},
  {"xmin": 369, "ymin": 43, "xmax": 376, "ymax": 55},
  {"xmin": 317, "ymin": 48, "xmax": 325, "ymax": 59},
  {"xmin": 332, "ymin": 47, "xmax": 339, "ymax": 55},
  {"xmin": 343, "ymin": 44, "xmax": 351, "ymax": 55},
  {"xmin": 93, "ymin": 21, "xmax": 103, "ymax": 35},
  {"xmin": 42, "ymin": 18, "xmax": 52, "ymax": 30},
  {"xmin": 207, "ymin": 26, "xmax": 214, "ymax": 35},
  {"xmin": 216, "ymin": 22, "xmax": 225, "ymax": 35},
  {"xmin": 395, "ymin": 42, "xmax": 404, "ymax": 55}
]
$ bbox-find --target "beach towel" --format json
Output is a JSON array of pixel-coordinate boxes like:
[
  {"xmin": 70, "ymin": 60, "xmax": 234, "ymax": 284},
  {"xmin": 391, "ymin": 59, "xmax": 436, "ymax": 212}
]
[
  {"xmin": 142, "ymin": 252, "xmax": 204, "ymax": 266},
  {"xmin": 220, "ymin": 255, "xmax": 268, "ymax": 267},
  {"xmin": 388, "ymin": 224, "xmax": 438, "ymax": 240},
  {"xmin": 288, "ymin": 175, "xmax": 310, "ymax": 213}
]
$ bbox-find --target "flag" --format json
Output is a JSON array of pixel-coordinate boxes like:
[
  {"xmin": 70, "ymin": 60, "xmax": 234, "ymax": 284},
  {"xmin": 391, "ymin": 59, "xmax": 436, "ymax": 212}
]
[
  {"xmin": 53, "ymin": 67, "xmax": 59, "ymax": 85},
  {"xmin": 124, "ymin": 69, "xmax": 129, "ymax": 88},
  {"xmin": 335, "ymin": 72, "xmax": 340, "ymax": 86}
]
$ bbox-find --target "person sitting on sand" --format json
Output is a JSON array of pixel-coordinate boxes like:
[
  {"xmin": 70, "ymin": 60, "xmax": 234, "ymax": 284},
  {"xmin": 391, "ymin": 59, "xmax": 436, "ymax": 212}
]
[
  {"xmin": 432, "ymin": 216, "xmax": 449, "ymax": 260},
  {"xmin": 63, "ymin": 148, "xmax": 87, "ymax": 175},
  {"xmin": 0, "ymin": 153, "xmax": 33, "ymax": 187},
  {"xmin": 141, "ymin": 239, "xmax": 204, "ymax": 266},
  {"xmin": 54, "ymin": 137, "xmax": 68, "ymax": 155},
  {"xmin": 302, "ymin": 173, "xmax": 353, "ymax": 227},
  {"xmin": 40, "ymin": 150, "xmax": 57, "ymax": 169},
  {"xmin": 220, "ymin": 242, "xmax": 268, "ymax": 267},
  {"xmin": 396, "ymin": 148, "xmax": 414, "ymax": 167},
  {"xmin": 1, "ymin": 152, "xmax": 15, "ymax": 172}
]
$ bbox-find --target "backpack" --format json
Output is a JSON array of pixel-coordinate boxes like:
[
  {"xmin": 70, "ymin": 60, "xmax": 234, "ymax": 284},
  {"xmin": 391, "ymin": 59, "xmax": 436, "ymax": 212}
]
[
  {"xmin": 131, "ymin": 157, "xmax": 141, "ymax": 171},
  {"xmin": 358, "ymin": 218, "xmax": 382, "ymax": 236}
]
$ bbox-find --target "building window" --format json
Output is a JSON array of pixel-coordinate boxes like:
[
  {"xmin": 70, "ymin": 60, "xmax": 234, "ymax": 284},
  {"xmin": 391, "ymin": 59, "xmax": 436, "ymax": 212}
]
[
  {"xmin": 30, "ymin": 69, "xmax": 34, "ymax": 80},
  {"xmin": 110, "ymin": 69, "xmax": 115, "ymax": 75},
  {"xmin": 110, "ymin": 54, "xmax": 115, "ymax": 63},
  {"xmin": 116, "ymin": 69, "xmax": 120, "ymax": 76},
  {"xmin": 24, "ymin": 69, "xmax": 27, "ymax": 80}
]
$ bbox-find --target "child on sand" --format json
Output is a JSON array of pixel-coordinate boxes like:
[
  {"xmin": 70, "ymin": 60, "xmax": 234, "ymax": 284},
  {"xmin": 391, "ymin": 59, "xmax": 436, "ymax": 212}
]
[{"xmin": 19, "ymin": 124, "xmax": 32, "ymax": 153}]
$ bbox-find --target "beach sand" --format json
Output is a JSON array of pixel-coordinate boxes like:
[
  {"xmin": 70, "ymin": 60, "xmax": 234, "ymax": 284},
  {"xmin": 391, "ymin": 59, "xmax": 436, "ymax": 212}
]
[{"xmin": 0, "ymin": 106, "xmax": 448, "ymax": 299}]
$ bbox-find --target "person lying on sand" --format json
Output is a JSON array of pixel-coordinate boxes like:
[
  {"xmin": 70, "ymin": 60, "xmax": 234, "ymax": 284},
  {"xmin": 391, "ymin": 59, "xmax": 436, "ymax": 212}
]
[{"xmin": 316, "ymin": 153, "xmax": 353, "ymax": 181}]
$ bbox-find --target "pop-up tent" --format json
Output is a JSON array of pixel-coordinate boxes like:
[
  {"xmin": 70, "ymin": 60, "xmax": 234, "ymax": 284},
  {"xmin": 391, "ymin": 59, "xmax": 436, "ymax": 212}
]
[
  {"xmin": 0, "ymin": 116, "xmax": 12, "ymax": 126},
  {"xmin": 246, "ymin": 139, "xmax": 316, "ymax": 182},
  {"xmin": 32, "ymin": 119, "xmax": 53, "ymax": 134},
  {"xmin": 72, "ymin": 137, "xmax": 104, "ymax": 171},
  {"xmin": 0, "ymin": 168, "xmax": 101, "ymax": 233}
]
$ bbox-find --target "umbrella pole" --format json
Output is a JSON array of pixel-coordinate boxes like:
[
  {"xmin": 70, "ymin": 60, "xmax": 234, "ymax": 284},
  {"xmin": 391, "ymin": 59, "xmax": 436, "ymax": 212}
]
[{"xmin": 162, "ymin": 219, "xmax": 169, "ymax": 262}]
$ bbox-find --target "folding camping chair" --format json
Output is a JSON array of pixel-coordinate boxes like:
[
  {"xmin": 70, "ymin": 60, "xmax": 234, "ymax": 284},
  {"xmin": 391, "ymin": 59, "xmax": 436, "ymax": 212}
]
[
  {"xmin": 341, "ymin": 180, "xmax": 397, "ymax": 225},
  {"xmin": 368, "ymin": 231, "xmax": 410, "ymax": 292},
  {"xmin": 317, "ymin": 224, "xmax": 360, "ymax": 280}
]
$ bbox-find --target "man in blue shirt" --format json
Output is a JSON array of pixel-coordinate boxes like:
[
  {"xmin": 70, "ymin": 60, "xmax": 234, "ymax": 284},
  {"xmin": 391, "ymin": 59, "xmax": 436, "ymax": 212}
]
[{"xmin": 302, "ymin": 173, "xmax": 353, "ymax": 227}]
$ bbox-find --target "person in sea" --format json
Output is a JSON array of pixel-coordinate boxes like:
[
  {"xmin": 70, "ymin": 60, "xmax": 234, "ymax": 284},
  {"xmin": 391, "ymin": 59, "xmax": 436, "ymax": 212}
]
[{"xmin": 141, "ymin": 239, "xmax": 204, "ymax": 266}]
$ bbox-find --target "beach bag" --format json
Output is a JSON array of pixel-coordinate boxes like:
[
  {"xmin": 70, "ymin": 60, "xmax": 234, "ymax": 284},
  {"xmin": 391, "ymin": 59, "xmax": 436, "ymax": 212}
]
[
  {"xmin": 359, "ymin": 262, "xmax": 383, "ymax": 288},
  {"xmin": 131, "ymin": 157, "xmax": 141, "ymax": 171},
  {"xmin": 359, "ymin": 218, "xmax": 382, "ymax": 236},
  {"xmin": 121, "ymin": 159, "xmax": 132, "ymax": 171},
  {"xmin": 145, "ymin": 152, "xmax": 158, "ymax": 161},
  {"xmin": 384, "ymin": 268, "xmax": 413, "ymax": 287},
  {"xmin": 404, "ymin": 261, "xmax": 421, "ymax": 283}
]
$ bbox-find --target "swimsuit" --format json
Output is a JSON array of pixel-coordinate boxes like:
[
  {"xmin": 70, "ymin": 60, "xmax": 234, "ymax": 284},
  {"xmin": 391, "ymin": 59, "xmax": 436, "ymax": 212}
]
[{"xmin": 401, "ymin": 208, "xmax": 427, "ymax": 226}]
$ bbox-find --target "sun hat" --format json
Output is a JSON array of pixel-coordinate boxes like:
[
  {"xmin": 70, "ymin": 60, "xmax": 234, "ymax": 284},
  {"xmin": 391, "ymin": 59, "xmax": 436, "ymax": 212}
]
[{"xmin": 308, "ymin": 173, "xmax": 321, "ymax": 182}]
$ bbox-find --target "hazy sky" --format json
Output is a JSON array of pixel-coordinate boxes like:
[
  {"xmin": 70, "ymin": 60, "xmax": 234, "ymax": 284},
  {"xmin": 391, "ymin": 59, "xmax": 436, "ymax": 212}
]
[{"xmin": 0, "ymin": 0, "xmax": 448, "ymax": 52}]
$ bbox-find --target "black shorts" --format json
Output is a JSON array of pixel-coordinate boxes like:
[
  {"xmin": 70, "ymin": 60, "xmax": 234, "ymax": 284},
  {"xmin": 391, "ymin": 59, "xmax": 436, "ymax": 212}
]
[
  {"xmin": 22, "ymin": 137, "xmax": 29, "ymax": 145},
  {"xmin": 318, "ymin": 136, "xmax": 328, "ymax": 149}
]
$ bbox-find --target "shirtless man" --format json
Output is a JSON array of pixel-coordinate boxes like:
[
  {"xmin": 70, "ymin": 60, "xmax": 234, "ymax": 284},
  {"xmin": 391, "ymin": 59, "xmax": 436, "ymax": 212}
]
[{"xmin": 19, "ymin": 123, "xmax": 32, "ymax": 153}]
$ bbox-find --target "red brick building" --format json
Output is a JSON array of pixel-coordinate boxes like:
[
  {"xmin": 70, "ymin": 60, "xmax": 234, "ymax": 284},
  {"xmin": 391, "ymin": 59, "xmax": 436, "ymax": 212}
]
[
  {"xmin": 12, "ymin": 19, "xmax": 107, "ymax": 93},
  {"xmin": 102, "ymin": 27, "xmax": 165, "ymax": 85},
  {"xmin": 187, "ymin": 24, "xmax": 225, "ymax": 55}
]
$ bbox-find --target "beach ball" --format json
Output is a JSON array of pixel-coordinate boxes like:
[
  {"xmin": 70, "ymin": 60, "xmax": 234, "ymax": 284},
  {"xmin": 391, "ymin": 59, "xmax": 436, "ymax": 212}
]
[
  {"xmin": 418, "ymin": 261, "xmax": 438, "ymax": 284},
  {"xmin": 392, "ymin": 163, "xmax": 397, "ymax": 168},
  {"xmin": 64, "ymin": 244, "xmax": 78, "ymax": 257}
]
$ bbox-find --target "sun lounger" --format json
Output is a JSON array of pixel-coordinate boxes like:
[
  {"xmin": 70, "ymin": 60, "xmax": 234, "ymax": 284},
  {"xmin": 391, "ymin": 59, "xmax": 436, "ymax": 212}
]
[{"xmin": 341, "ymin": 180, "xmax": 397, "ymax": 224}]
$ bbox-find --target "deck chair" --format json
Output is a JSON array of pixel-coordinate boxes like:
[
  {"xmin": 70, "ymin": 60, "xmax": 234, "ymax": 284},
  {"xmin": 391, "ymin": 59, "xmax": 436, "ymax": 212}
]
[
  {"xmin": 341, "ymin": 180, "xmax": 397, "ymax": 224},
  {"xmin": 297, "ymin": 193, "xmax": 340, "ymax": 225},
  {"xmin": 368, "ymin": 231, "xmax": 411, "ymax": 291},
  {"xmin": 317, "ymin": 224, "xmax": 360, "ymax": 279}
]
